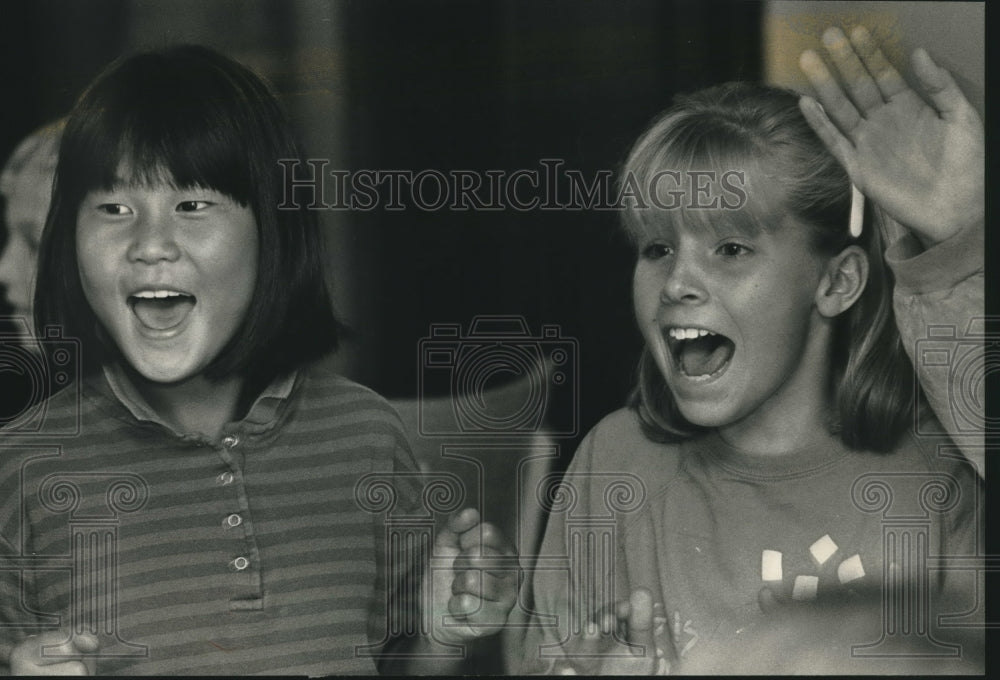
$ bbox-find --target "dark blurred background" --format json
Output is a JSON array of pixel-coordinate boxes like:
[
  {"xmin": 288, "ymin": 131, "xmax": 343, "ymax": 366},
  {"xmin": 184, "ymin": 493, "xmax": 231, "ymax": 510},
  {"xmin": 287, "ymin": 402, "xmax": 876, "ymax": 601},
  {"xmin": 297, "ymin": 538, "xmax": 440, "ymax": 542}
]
[
  {"xmin": 0, "ymin": 0, "xmax": 984, "ymax": 465},
  {"xmin": 0, "ymin": 0, "xmax": 762, "ymax": 454}
]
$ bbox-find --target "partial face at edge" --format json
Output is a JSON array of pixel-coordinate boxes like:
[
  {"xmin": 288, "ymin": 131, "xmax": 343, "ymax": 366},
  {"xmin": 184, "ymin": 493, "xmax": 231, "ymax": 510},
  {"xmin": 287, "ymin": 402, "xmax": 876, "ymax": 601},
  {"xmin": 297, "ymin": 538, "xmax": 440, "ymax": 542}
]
[
  {"xmin": 0, "ymin": 155, "xmax": 55, "ymax": 323},
  {"xmin": 75, "ymin": 178, "xmax": 258, "ymax": 384}
]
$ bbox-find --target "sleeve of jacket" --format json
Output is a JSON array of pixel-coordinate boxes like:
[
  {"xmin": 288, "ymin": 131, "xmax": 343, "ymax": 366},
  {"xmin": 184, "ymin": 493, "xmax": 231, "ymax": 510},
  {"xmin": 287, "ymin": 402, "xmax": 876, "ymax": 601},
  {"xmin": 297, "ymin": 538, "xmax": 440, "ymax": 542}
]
[{"xmin": 885, "ymin": 220, "xmax": 985, "ymax": 478}]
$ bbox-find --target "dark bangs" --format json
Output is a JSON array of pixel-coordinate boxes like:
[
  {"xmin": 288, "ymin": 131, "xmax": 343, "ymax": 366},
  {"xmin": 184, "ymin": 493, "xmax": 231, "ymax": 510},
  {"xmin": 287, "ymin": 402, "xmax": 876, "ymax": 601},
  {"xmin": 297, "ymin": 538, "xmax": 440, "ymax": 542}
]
[
  {"xmin": 59, "ymin": 49, "xmax": 265, "ymax": 207},
  {"xmin": 36, "ymin": 45, "xmax": 343, "ymax": 386}
]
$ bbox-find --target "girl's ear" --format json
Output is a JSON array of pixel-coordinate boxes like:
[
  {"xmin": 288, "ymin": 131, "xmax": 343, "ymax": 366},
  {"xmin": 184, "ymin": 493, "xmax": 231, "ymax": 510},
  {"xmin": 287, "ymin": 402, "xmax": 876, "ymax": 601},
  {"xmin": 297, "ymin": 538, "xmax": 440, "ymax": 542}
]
[{"xmin": 815, "ymin": 245, "xmax": 868, "ymax": 318}]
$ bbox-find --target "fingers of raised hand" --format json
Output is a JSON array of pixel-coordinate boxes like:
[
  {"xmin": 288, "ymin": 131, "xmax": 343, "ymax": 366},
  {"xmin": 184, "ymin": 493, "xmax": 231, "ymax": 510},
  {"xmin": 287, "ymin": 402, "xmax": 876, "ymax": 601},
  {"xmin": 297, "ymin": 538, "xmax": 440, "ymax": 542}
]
[
  {"xmin": 801, "ymin": 25, "xmax": 913, "ymax": 138},
  {"xmin": 846, "ymin": 26, "xmax": 908, "ymax": 101},
  {"xmin": 799, "ymin": 48, "xmax": 862, "ymax": 135},
  {"xmin": 828, "ymin": 26, "xmax": 972, "ymax": 122},
  {"xmin": 797, "ymin": 96, "xmax": 857, "ymax": 178},
  {"xmin": 911, "ymin": 47, "xmax": 970, "ymax": 118},
  {"xmin": 820, "ymin": 26, "xmax": 884, "ymax": 113}
]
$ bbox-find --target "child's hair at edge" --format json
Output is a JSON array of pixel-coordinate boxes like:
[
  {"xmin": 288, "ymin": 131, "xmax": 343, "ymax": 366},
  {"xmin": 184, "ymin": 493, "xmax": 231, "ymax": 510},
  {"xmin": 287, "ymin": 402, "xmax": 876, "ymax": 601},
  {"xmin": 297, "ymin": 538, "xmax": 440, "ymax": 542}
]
[
  {"xmin": 621, "ymin": 81, "xmax": 916, "ymax": 453},
  {"xmin": 34, "ymin": 44, "xmax": 345, "ymax": 387}
]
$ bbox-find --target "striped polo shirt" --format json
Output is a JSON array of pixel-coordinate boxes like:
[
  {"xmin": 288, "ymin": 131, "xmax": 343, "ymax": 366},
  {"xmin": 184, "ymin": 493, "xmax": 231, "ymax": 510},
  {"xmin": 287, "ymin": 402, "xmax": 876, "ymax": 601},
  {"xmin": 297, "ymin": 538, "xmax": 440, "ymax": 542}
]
[{"xmin": 0, "ymin": 356, "xmax": 423, "ymax": 675}]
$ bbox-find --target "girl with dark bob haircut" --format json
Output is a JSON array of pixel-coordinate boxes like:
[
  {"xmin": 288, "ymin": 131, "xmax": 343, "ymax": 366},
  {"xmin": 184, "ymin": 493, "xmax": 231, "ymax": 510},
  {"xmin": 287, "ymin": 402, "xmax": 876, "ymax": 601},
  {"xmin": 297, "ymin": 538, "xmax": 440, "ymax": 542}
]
[
  {"xmin": 2, "ymin": 45, "xmax": 516, "ymax": 675},
  {"xmin": 35, "ymin": 44, "xmax": 341, "ymax": 383},
  {"xmin": 521, "ymin": 27, "xmax": 983, "ymax": 675}
]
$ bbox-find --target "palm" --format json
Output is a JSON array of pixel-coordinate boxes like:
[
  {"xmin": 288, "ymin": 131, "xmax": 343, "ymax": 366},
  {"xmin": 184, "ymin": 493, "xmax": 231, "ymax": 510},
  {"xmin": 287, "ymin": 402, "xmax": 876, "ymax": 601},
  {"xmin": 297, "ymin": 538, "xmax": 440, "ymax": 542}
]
[
  {"xmin": 800, "ymin": 26, "xmax": 983, "ymax": 246},
  {"xmin": 849, "ymin": 91, "xmax": 983, "ymax": 240}
]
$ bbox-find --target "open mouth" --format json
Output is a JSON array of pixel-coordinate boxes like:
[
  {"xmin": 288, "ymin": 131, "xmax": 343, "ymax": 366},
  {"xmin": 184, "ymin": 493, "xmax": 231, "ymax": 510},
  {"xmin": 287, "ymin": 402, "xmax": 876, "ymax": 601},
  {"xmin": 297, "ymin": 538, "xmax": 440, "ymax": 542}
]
[
  {"xmin": 665, "ymin": 326, "xmax": 735, "ymax": 381},
  {"xmin": 128, "ymin": 290, "xmax": 196, "ymax": 331}
]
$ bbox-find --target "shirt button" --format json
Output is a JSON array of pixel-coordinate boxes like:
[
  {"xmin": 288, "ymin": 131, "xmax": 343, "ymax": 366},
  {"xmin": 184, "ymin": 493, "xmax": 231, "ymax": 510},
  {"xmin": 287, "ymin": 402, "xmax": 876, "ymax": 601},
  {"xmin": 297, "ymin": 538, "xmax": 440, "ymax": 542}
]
[
  {"xmin": 222, "ymin": 435, "xmax": 240, "ymax": 449},
  {"xmin": 232, "ymin": 556, "xmax": 250, "ymax": 571},
  {"xmin": 225, "ymin": 513, "xmax": 243, "ymax": 528},
  {"xmin": 217, "ymin": 472, "xmax": 235, "ymax": 486}
]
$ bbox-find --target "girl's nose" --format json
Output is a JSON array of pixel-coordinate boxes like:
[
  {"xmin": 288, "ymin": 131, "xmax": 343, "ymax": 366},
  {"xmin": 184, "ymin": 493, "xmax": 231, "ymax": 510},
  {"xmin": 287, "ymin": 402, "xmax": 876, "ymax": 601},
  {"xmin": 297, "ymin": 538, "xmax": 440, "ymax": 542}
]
[
  {"xmin": 127, "ymin": 214, "xmax": 181, "ymax": 264},
  {"xmin": 660, "ymin": 257, "xmax": 707, "ymax": 305}
]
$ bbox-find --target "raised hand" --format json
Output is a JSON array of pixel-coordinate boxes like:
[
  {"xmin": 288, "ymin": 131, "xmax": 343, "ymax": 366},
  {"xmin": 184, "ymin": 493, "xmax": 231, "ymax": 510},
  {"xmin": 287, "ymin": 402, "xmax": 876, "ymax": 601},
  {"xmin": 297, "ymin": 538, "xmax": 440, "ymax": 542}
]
[
  {"xmin": 9, "ymin": 630, "xmax": 98, "ymax": 675},
  {"xmin": 799, "ymin": 26, "xmax": 983, "ymax": 248},
  {"xmin": 426, "ymin": 507, "xmax": 517, "ymax": 645}
]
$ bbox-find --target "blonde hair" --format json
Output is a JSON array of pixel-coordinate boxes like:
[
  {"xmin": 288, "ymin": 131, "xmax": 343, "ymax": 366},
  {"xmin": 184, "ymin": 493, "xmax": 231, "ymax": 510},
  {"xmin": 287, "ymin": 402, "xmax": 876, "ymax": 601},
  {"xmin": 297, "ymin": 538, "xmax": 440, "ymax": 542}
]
[{"xmin": 622, "ymin": 82, "xmax": 915, "ymax": 452}]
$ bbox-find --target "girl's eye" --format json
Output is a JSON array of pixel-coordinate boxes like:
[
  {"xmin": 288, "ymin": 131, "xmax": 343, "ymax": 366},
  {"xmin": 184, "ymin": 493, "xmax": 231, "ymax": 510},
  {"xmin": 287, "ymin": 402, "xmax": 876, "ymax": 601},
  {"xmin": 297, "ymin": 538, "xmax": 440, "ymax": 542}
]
[
  {"xmin": 641, "ymin": 243, "xmax": 673, "ymax": 260},
  {"xmin": 717, "ymin": 242, "xmax": 752, "ymax": 258},
  {"xmin": 97, "ymin": 204, "xmax": 132, "ymax": 216},
  {"xmin": 177, "ymin": 200, "xmax": 212, "ymax": 212}
]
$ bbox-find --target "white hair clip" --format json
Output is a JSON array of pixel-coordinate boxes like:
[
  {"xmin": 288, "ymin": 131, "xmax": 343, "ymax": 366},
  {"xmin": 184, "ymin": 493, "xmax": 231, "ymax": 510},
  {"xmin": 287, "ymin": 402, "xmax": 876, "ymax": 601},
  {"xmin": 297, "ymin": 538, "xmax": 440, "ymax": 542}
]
[{"xmin": 849, "ymin": 184, "xmax": 864, "ymax": 238}]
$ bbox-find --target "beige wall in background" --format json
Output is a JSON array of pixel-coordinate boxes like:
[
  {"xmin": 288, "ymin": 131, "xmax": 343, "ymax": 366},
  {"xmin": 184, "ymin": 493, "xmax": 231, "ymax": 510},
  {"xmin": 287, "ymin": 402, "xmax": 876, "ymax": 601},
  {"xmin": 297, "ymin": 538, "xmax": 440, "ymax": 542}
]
[{"xmin": 764, "ymin": 1, "xmax": 984, "ymax": 117}]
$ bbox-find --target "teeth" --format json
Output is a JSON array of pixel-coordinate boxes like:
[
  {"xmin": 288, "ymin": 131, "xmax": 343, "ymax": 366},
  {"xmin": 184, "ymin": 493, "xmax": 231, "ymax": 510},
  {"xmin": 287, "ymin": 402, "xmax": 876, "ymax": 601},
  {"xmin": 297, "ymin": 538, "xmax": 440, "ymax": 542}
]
[
  {"xmin": 668, "ymin": 327, "xmax": 716, "ymax": 340},
  {"xmin": 132, "ymin": 290, "xmax": 187, "ymax": 299}
]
